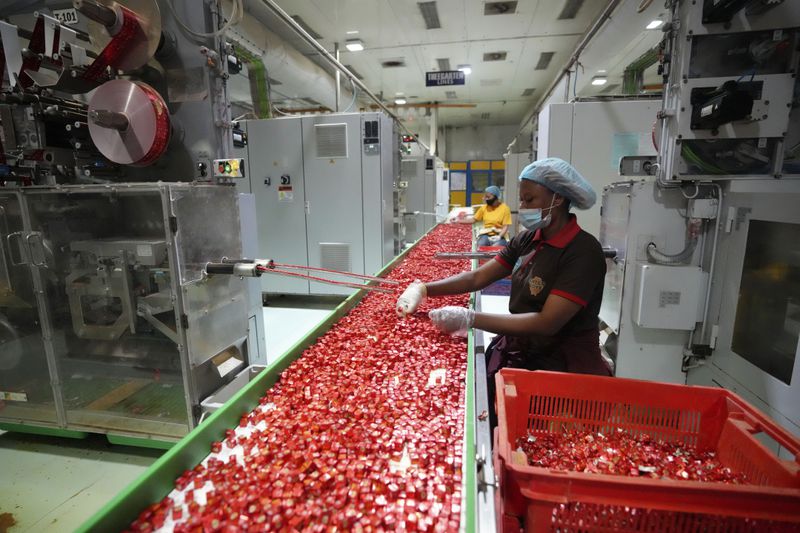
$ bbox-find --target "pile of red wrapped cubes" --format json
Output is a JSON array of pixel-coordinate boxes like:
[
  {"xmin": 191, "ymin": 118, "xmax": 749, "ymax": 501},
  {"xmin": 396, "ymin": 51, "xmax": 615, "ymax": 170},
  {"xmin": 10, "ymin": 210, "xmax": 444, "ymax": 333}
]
[
  {"xmin": 128, "ymin": 224, "xmax": 473, "ymax": 532},
  {"xmin": 516, "ymin": 429, "xmax": 748, "ymax": 484}
]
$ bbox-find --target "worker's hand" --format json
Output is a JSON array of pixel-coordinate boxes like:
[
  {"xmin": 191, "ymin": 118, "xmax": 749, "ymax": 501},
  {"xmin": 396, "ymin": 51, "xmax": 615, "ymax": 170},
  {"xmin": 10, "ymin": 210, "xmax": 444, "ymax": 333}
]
[
  {"xmin": 429, "ymin": 306, "xmax": 475, "ymax": 336},
  {"xmin": 456, "ymin": 211, "xmax": 467, "ymax": 220},
  {"xmin": 396, "ymin": 280, "xmax": 427, "ymax": 317},
  {"xmin": 488, "ymin": 235, "xmax": 502, "ymax": 244}
]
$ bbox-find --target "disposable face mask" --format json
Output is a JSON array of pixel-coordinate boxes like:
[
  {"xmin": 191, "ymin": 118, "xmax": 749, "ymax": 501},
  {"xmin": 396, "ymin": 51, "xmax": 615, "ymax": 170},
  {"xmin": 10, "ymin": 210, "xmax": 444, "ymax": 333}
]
[{"xmin": 518, "ymin": 195, "xmax": 556, "ymax": 231}]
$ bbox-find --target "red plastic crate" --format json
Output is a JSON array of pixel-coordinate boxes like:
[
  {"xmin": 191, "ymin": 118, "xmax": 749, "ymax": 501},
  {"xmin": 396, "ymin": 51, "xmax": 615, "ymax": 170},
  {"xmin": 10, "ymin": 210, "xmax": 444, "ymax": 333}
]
[{"xmin": 494, "ymin": 370, "xmax": 800, "ymax": 532}]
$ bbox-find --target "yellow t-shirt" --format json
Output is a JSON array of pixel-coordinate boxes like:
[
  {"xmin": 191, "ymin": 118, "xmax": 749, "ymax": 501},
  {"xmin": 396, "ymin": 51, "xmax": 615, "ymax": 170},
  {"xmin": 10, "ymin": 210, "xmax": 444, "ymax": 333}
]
[{"xmin": 474, "ymin": 202, "xmax": 512, "ymax": 234}]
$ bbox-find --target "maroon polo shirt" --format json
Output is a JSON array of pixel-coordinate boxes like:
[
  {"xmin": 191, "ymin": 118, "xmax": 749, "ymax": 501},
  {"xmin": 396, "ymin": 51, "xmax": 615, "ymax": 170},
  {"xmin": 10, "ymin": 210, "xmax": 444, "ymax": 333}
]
[{"xmin": 493, "ymin": 214, "xmax": 610, "ymax": 375}]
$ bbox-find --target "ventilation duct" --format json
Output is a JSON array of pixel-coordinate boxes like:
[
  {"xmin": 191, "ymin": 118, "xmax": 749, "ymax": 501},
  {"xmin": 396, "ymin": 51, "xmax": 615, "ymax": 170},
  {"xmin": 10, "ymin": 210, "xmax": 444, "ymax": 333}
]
[
  {"xmin": 484, "ymin": 1, "xmax": 518, "ymax": 15},
  {"xmin": 535, "ymin": 52, "xmax": 555, "ymax": 70},
  {"xmin": 290, "ymin": 15, "xmax": 322, "ymax": 39},
  {"xmin": 232, "ymin": 0, "xmax": 355, "ymax": 112},
  {"xmin": 418, "ymin": 2, "xmax": 442, "ymax": 29},
  {"xmin": 315, "ymin": 124, "xmax": 348, "ymax": 158},
  {"xmin": 343, "ymin": 65, "xmax": 364, "ymax": 80},
  {"xmin": 557, "ymin": 0, "xmax": 585, "ymax": 20},
  {"xmin": 483, "ymin": 51, "xmax": 508, "ymax": 62},
  {"xmin": 382, "ymin": 59, "xmax": 407, "ymax": 68}
]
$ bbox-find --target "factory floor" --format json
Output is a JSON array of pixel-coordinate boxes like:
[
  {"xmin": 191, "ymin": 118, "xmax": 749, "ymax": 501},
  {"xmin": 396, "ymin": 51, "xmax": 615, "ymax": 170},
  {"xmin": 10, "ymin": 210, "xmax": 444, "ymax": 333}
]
[{"xmin": 0, "ymin": 297, "xmax": 341, "ymax": 533}]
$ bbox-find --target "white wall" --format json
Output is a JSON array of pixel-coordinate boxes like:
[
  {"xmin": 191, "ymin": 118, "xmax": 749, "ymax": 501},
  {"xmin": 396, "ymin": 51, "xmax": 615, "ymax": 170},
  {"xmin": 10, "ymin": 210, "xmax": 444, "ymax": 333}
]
[
  {"xmin": 536, "ymin": 99, "xmax": 660, "ymax": 238},
  {"xmin": 443, "ymin": 124, "xmax": 520, "ymax": 161}
]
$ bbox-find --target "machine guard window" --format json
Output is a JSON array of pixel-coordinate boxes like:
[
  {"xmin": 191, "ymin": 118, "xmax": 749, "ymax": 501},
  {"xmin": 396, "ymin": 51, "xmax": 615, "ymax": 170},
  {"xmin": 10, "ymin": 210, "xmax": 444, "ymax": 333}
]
[{"xmin": 731, "ymin": 219, "xmax": 800, "ymax": 385}]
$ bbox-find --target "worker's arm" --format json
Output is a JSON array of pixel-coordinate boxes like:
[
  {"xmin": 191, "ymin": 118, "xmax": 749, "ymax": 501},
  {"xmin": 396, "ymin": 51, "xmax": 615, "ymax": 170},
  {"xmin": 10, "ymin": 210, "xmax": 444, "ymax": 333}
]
[
  {"xmin": 472, "ymin": 294, "xmax": 581, "ymax": 337},
  {"xmin": 396, "ymin": 258, "xmax": 511, "ymax": 317},
  {"xmin": 454, "ymin": 214, "xmax": 475, "ymax": 224},
  {"xmin": 426, "ymin": 258, "xmax": 509, "ymax": 296},
  {"xmin": 497, "ymin": 224, "xmax": 510, "ymax": 240},
  {"xmin": 498, "ymin": 206, "xmax": 512, "ymax": 239}
]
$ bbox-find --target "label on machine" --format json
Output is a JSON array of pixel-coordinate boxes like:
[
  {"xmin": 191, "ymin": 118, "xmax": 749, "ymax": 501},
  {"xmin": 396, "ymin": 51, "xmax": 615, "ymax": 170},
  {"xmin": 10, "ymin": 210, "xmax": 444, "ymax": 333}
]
[
  {"xmin": 53, "ymin": 8, "xmax": 79, "ymax": 25},
  {"xmin": 0, "ymin": 391, "xmax": 28, "ymax": 402},
  {"xmin": 278, "ymin": 185, "xmax": 294, "ymax": 202}
]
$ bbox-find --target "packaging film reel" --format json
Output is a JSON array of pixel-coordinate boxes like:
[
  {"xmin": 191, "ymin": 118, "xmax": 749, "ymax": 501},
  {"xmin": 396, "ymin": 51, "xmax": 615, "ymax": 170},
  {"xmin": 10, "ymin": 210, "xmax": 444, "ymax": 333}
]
[{"xmin": 87, "ymin": 78, "xmax": 170, "ymax": 166}]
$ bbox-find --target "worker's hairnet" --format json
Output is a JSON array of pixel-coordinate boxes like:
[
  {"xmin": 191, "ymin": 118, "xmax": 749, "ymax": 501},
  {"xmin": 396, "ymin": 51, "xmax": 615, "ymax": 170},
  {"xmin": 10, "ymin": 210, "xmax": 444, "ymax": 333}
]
[
  {"xmin": 518, "ymin": 158, "xmax": 596, "ymax": 209},
  {"xmin": 484, "ymin": 185, "xmax": 501, "ymax": 199}
]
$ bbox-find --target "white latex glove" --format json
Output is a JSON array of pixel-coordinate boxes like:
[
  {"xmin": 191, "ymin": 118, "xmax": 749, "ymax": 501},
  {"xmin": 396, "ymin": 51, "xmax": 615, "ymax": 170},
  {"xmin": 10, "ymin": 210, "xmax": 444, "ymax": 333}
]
[
  {"xmin": 428, "ymin": 306, "xmax": 475, "ymax": 336},
  {"xmin": 488, "ymin": 235, "xmax": 502, "ymax": 244},
  {"xmin": 396, "ymin": 280, "xmax": 427, "ymax": 317}
]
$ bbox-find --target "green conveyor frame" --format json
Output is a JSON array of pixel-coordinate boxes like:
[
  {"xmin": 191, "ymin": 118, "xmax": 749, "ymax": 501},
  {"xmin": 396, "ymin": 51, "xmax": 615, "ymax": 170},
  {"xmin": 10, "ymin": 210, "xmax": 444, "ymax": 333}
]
[{"xmin": 78, "ymin": 229, "xmax": 478, "ymax": 533}]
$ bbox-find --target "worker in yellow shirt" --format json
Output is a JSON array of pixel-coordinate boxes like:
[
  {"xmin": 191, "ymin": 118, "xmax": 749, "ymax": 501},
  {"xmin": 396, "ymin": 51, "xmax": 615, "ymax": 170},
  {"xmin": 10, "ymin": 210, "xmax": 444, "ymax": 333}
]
[{"xmin": 455, "ymin": 185, "xmax": 512, "ymax": 246}]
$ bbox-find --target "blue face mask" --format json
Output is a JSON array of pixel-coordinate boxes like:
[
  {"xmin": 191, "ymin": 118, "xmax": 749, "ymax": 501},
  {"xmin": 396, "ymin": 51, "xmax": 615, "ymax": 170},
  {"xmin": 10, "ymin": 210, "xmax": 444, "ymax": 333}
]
[{"xmin": 518, "ymin": 195, "xmax": 556, "ymax": 231}]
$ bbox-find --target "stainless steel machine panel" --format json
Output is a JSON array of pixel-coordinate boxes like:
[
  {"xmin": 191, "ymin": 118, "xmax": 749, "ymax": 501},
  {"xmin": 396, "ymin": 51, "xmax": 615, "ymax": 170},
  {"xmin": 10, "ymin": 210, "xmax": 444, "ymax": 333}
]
[
  {"xmin": 361, "ymin": 113, "xmax": 395, "ymax": 275},
  {"xmin": 237, "ymin": 193, "xmax": 267, "ymax": 366},
  {"xmin": 697, "ymin": 185, "xmax": 800, "ymax": 429},
  {"xmin": 0, "ymin": 185, "xmax": 250, "ymax": 439},
  {"xmin": 303, "ymin": 114, "xmax": 366, "ymax": 295},
  {"xmin": 402, "ymin": 155, "xmax": 438, "ymax": 242},
  {"xmin": 598, "ymin": 182, "xmax": 631, "ymax": 334},
  {"xmin": 170, "ymin": 186, "xmax": 248, "ymax": 372},
  {"xmin": 240, "ymin": 119, "xmax": 309, "ymax": 295},
  {"xmin": 598, "ymin": 180, "xmax": 698, "ymax": 384}
]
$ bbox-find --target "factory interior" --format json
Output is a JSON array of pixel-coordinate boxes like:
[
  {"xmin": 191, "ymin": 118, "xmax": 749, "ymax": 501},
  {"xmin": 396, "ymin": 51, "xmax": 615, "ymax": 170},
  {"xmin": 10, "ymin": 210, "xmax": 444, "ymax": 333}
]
[{"xmin": 0, "ymin": 0, "xmax": 799, "ymax": 531}]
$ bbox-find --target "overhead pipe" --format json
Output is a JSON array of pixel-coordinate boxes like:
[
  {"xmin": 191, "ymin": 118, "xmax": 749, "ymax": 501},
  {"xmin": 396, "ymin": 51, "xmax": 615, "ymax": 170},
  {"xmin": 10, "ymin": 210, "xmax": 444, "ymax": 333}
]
[
  {"xmin": 230, "ymin": 3, "xmax": 354, "ymax": 113},
  {"xmin": 506, "ymin": 0, "xmax": 623, "ymax": 153},
  {"xmin": 254, "ymin": 0, "xmax": 431, "ymax": 154},
  {"xmin": 335, "ymin": 42, "xmax": 341, "ymax": 112}
]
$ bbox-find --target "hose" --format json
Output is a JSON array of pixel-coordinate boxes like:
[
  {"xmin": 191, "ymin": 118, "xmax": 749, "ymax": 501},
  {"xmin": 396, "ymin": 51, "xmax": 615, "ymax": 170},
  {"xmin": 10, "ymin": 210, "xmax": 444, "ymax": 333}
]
[
  {"xmin": 646, "ymin": 238, "xmax": 697, "ymax": 265},
  {"xmin": 646, "ymin": 219, "xmax": 702, "ymax": 265}
]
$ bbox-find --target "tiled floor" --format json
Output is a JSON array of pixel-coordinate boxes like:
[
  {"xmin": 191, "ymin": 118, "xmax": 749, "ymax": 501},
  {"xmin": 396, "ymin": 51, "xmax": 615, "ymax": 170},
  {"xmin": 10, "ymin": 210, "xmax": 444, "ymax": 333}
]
[
  {"xmin": 0, "ymin": 433, "xmax": 162, "ymax": 533},
  {"xmin": 0, "ymin": 298, "xmax": 340, "ymax": 533}
]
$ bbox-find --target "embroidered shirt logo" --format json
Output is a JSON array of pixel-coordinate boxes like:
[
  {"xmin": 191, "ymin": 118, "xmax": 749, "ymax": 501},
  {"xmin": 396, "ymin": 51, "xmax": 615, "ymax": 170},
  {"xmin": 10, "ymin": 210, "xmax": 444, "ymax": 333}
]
[{"xmin": 529, "ymin": 276, "xmax": 545, "ymax": 296}]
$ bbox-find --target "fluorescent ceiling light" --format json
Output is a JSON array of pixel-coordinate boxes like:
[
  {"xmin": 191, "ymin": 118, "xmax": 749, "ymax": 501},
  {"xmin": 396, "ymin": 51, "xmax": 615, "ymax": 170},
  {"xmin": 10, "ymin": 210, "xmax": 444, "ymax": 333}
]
[
  {"xmin": 457, "ymin": 65, "xmax": 472, "ymax": 75},
  {"xmin": 646, "ymin": 19, "xmax": 663, "ymax": 29},
  {"xmin": 346, "ymin": 30, "xmax": 359, "ymax": 34},
  {"xmin": 591, "ymin": 76, "xmax": 608, "ymax": 86},
  {"xmin": 395, "ymin": 92, "xmax": 405, "ymax": 96},
  {"xmin": 345, "ymin": 39, "xmax": 364, "ymax": 52},
  {"xmin": 395, "ymin": 98, "xmax": 407, "ymax": 105}
]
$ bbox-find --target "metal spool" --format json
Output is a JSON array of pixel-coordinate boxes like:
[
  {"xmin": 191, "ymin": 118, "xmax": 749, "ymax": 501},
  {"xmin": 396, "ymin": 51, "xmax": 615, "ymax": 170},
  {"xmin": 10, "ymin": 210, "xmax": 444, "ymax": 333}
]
[{"xmin": 87, "ymin": 78, "xmax": 170, "ymax": 166}]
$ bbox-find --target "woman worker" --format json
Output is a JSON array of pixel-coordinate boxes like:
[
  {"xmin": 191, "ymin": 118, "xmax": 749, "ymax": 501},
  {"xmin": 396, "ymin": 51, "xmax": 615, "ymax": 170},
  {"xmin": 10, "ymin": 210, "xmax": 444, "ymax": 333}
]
[
  {"xmin": 397, "ymin": 158, "xmax": 611, "ymax": 425},
  {"xmin": 454, "ymin": 185, "xmax": 511, "ymax": 246}
]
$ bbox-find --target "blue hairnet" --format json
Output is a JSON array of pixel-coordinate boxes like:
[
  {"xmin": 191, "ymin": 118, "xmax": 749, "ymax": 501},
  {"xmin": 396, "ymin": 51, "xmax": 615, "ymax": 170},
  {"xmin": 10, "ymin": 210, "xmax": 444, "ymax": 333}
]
[
  {"xmin": 484, "ymin": 185, "xmax": 501, "ymax": 199},
  {"xmin": 518, "ymin": 157, "xmax": 596, "ymax": 209}
]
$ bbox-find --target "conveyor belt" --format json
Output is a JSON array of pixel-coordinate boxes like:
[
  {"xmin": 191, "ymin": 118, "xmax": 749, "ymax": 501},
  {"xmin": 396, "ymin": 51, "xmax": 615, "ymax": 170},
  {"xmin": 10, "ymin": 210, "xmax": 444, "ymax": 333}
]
[{"xmin": 79, "ymin": 224, "xmax": 484, "ymax": 532}]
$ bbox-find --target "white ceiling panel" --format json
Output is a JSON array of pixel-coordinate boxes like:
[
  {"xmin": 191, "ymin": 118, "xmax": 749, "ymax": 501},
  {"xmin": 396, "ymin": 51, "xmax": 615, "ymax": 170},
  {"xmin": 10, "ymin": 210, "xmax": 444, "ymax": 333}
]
[{"xmin": 267, "ymin": 0, "xmax": 609, "ymax": 126}]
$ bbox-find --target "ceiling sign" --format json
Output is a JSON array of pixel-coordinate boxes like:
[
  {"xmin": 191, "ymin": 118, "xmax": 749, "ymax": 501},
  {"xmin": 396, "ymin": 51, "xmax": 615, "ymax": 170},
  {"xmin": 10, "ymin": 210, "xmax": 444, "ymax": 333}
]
[{"xmin": 425, "ymin": 70, "xmax": 465, "ymax": 87}]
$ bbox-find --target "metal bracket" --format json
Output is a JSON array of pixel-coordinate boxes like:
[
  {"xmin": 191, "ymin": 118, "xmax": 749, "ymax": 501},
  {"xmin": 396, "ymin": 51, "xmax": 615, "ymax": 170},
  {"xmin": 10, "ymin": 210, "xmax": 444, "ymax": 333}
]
[
  {"xmin": 6, "ymin": 231, "xmax": 27, "ymax": 265},
  {"xmin": 476, "ymin": 445, "xmax": 498, "ymax": 491},
  {"xmin": 26, "ymin": 232, "xmax": 47, "ymax": 267}
]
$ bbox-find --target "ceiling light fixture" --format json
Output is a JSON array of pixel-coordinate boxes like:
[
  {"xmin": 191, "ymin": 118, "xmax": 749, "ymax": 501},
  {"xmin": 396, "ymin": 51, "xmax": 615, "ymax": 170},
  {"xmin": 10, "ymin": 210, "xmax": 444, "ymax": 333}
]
[
  {"xmin": 591, "ymin": 76, "xmax": 608, "ymax": 86},
  {"xmin": 646, "ymin": 19, "xmax": 664, "ymax": 29},
  {"xmin": 395, "ymin": 98, "xmax": 407, "ymax": 105},
  {"xmin": 345, "ymin": 39, "xmax": 364, "ymax": 52},
  {"xmin": 457, "ymin": 64, "xmax": 472, "ymax": 75},
  {"xmin": 346, "ymin": 30, "xmax": 359, "ymax": 34}
]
